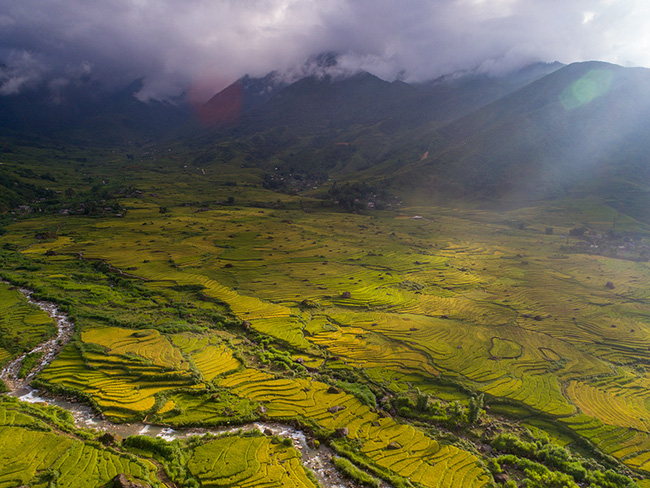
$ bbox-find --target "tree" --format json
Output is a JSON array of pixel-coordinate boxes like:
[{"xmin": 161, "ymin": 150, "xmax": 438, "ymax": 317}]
[{"xmin": 468, "ymin": 393, "xmax": 484, "ymax": 424}]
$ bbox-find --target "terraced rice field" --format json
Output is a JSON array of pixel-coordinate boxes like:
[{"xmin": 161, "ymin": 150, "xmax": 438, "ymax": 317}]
[
  {"xmin": 172, "ymin": 332, "xmax": 241, "ymax": 381},
  {"xmin": 83, "ymin": 327, "xmax": 187, "ymax": 370},
  {"xmin": 4, "ymin": 178, "xmax": 650, "ymax": 483},
  {"xmin": 0, "ymin": 397, "xmax": 158, "ymax": 488},
  {"xmin": 0, "ymin": 429, "xmax": 155, "ymax": 488},
  {"xmin": 219, "ymin": 368, "xmax": 490, "ymax": 488},
  {"xmin": 188, "ymin": 434, "xmax": 317, "ymax": 488},
  {"xmin": 38, "ymin": 343, "xmax": 198, "ymax": 419},
  {"xmin": 567, "ymin": 380, "xmax": 650, "ymax": 431}
]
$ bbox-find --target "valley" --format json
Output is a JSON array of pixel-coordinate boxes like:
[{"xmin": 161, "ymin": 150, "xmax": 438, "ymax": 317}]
[{"xmin": 1, "ymin": 60, "xmax": 650, "ymax": 488}]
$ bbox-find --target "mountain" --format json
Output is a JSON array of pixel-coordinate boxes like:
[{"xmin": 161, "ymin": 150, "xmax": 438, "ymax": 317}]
[
  {"xmin": 197, "ymin": 61, "xmax": 563, "ymax": 135},
  {"xmin": 0, "ymin": 56, "xmax": 563, "ymax": 155},
  {"xmin": 197, "ymin": 72, "xmax": 287, "ymax": 127},
  {"xmin": 5, "ymin": 58, "xmax": 650, "ymax": 214},
  {"xmin": 197, "ymin": 71, "xmax": 419, "ymax": 135},
  {"xmin": 184, "ymin": 62, "xmax": 564, "ymax": 177},
  {"xmin": 0, "ymin": 78, "xmax": 190, "ymax": 145},
  {"xmin": 395, "ymin": 61, "xmax": 650, "ymax": 208},
  {"xmin": 409, "ymin": 62, "xmax": 564, "ymax": 126}
]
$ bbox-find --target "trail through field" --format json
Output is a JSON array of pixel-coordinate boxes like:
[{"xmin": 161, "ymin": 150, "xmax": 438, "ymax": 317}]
[{"xmin": 3, "ymin": 286, "xmax": 366, "ymax": 488}]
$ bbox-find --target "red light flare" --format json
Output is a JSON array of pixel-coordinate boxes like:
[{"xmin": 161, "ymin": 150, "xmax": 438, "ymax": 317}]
[{"xmin": 189, "ymin": 76, "xmax": 243, "ymax": 128}]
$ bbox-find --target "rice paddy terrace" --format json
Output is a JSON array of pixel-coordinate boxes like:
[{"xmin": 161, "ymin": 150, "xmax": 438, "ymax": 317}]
[{"xmin": 1, "ymin": 149, "xmax": 650, "ymax": 487}]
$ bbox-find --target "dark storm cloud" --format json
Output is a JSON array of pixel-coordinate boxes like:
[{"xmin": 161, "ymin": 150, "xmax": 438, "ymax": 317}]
[{"xmin": 0, "ymin": 0, "xmax": 648, "ymax": 101}]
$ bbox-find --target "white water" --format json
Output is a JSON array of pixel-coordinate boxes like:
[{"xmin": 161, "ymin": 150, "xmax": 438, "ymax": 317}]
[{"xmin": 2, "ymin": 284, "xmax": 363, "ymax": 488}]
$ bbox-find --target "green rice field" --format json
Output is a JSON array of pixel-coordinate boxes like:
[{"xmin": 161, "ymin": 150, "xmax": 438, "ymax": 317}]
[
  {"xmin": 188, "ymin": 434, "xmax": 317, "ymax": 488},
  {"xmin": 0, "ymin": 396, "xmax": 159, "ymax": 488}
]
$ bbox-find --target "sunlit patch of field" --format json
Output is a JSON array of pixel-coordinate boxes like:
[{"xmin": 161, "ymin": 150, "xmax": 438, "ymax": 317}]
[
  {"xmin": 0, "ymin": 428, "xmax": 155, "ymax": 488},
  {"xmin": 38, "ymin": 345, "xmax": 199, "ymax": 420},
  {"xmin": 83, "ymin": 327, "xmax": 187, "ymax": 370},
  {"xmin": 322, "ymin": 310, "xmax": 602, "ymax": 415},
  {"xmin": 171, "ymin": 332, "xmax": 241, "ymax": 380},
  {"xmin": 361, "ymin": 422, "xmax": 487, "ymax": 488},
  {"xmin": 560, "ymin": 413, "xmax": 650, "ymax": 473},
  {"xmin": 309, "ymin": 321, "xmax": 438, "ymax": 376},
  {"xmin": 567, "ymin": 380, "xmax": 650, "ymax": 432},
  {"xmin": 188, "ymin": 434, "xmax": 317, "ymax": 488}
]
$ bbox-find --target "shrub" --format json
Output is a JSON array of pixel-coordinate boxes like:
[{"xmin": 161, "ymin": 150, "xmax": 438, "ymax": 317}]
[
  {"xmin": 336, "ymin": 381, "xmax": 376, "ymax": 407},
  {"xmin": 123, "ymin": 435, "xmax": 179, "ymax": 461},
  {"xmin": 468, "ymin": 393, "xmax": 484, "ymax": 424},
  {"xmin": 333, "ymin": 456, "xmax": 380, "ymax": 488}
]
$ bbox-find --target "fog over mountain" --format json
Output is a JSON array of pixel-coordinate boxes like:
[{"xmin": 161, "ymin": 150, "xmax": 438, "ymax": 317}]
[{"xmin": 1, "ymin": 0, "xmax": 649, "ymax": 102}]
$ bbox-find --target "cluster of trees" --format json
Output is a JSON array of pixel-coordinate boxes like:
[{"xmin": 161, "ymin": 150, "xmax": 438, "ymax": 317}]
[
  {"xmin": 392, "ymin": 390, "xmax": 485, "ymax": 427},
  {"xmin": 256, "ymin": 344, "xmax": 307, "ymax": 374},
  {"xmin": 326, "ymin": 181, "xmax": 390, "ymax": 212},
  {"xmin": 489, "ymin": 433, "xmax": 637, "ymax": 488},
  {"xmin": 261, "ymin": 169, "xmax": 328, "ymax": 194},
  {"xmin": 123, "ymin": 435, "xmax": 202, "ymax": 487}
]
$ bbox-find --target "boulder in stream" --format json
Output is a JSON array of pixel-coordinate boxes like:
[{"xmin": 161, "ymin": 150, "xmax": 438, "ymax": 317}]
[
  {"xmin": 328, "ymin": 405, "xmax": 345, "ymax": 413},
  {"xmin": 98, "ymin": 432, "xmax": 121, "ymax": 446},
  {"xmin": 334, "ymin": 427, "xmax": 349, "ymax": 438}
]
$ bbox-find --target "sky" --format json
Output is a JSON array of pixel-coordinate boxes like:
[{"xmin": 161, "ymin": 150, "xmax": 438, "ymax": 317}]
[{"xmin": 1, "ymin": 0, "xmax": 649, "ymax": 102}]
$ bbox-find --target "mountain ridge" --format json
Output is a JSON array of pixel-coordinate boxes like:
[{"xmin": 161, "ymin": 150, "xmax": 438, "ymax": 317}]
[
  {"xmin": 404, "ymin": 61, "xmax": 650, "ymax": 205},
  {"xmin": 3, "ymin": 59, "xmax": 650, "ymax": 213}
]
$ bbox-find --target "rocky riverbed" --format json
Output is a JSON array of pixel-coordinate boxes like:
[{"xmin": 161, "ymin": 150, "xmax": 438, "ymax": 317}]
[{"xmin": 0, "ymin": 286, "xmax": 74, "ymax": 391}]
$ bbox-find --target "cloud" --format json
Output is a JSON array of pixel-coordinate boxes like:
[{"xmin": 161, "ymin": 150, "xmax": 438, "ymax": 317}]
[
  {"xmin": 0, "ymin": 50, "xmax": 47, "ymax": 95},
  {"xmin": 0, "ymin": 0, "xmax": 649, "ymax": 101}
]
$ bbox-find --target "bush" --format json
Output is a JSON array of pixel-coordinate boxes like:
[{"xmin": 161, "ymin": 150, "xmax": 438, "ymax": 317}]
[
  {"xmin": 336, "ymin": 381, "xmax": 376, "ymax": 407},
  {"xmin": 491, "ymin": 433, "xmax": 536, "ymax": 457},
  {"xmin": 18, "ymin": 351, "xmax": 43, "ymax": 378},
  {"xmin": 123, "ymin": 435, "xmax": 179, "ymax": 461},
  {"xmin": 333, "ymin": 456, "xmax": 380, "ymax": 488}
]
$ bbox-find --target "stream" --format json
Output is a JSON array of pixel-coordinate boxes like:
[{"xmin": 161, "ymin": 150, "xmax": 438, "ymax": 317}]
[{"xmin": 1, "ymin": 285, "xmax": 362, "ymax": 488}]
